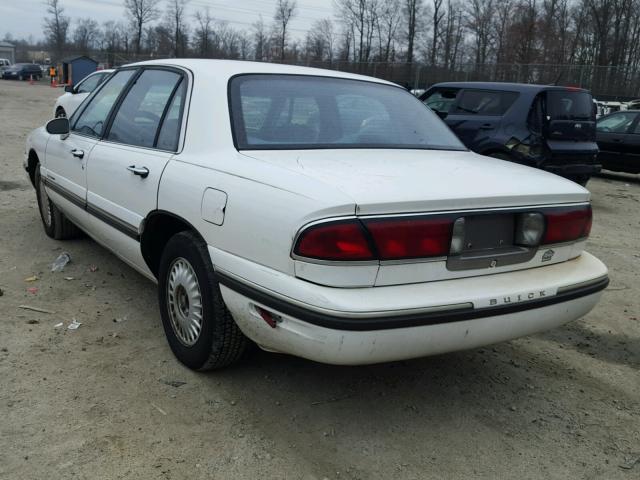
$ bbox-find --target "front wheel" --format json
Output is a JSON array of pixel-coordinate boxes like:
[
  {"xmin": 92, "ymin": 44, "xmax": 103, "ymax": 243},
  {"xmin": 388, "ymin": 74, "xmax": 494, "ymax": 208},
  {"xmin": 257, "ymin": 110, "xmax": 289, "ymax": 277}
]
[{"xmin": 158, "ymin": 231, "xmax": 248, "ymax": 370}]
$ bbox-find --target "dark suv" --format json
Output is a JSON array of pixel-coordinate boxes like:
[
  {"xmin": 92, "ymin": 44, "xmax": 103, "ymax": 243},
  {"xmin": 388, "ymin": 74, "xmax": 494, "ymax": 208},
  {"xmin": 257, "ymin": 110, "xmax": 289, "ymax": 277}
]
[
  {"xmin": 2, "ymin": 63, "xmax": 43, "ymax": 81},
  {"xmin": 420, "ymin": 82, "xmax": 600, "ymax": 185}
]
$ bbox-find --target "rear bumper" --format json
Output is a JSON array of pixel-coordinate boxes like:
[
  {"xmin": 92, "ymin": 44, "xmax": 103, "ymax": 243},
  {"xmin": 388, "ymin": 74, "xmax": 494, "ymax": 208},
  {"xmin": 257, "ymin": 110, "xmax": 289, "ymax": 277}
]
[{"xmin": 213, "ymin": 249, "xmax": 608, "ymax": 364}]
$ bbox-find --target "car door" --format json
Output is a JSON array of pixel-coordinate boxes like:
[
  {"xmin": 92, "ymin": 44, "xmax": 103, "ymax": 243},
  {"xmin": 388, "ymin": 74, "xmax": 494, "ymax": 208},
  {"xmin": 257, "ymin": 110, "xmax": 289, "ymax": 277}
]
[
  {"xmin": 43, "ymin": 70, "xmax": 136, "ymax": 217},
  {"xmin": 85, "ymin": 68, "xmax": 187, "ymax": 259},
  {"xmin": 444, "ymin": 89, "xmax": 519, "ymax": 148},
  {"xmin": 596, "ymin": 112, "xmax": 638, "ymax": 170},
  {"xmin": 623, "ymin": 115, "xmax": 640, "ymax": 173}
]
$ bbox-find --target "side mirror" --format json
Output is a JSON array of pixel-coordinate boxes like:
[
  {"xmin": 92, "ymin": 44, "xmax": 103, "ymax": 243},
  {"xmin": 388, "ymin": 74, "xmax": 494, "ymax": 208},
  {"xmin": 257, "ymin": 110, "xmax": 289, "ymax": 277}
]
[
  {"xmin": 64, "ymin": 85, "xmax": 74, "ymax": 93},
  {"xmin": 46, "ymin": 117, "xmax": 70, "ymax": 136}
]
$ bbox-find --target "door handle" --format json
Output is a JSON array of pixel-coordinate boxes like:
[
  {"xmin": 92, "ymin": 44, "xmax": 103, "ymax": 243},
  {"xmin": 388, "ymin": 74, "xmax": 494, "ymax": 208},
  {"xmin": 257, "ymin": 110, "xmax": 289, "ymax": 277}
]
[
  {"xmin": 479, "ymin": 123, "xmax": 494, "ymax": 130},
  {"xmin": 126, "ymin": 165, "xmax": 149, "ymax": 178},
  {"xmin": 70, "ymin": 148, "xmax": 84, "ymax": 159},
  {"xmin": 612, "ymin": 138, "xmax": 622, "ymax": 142}
]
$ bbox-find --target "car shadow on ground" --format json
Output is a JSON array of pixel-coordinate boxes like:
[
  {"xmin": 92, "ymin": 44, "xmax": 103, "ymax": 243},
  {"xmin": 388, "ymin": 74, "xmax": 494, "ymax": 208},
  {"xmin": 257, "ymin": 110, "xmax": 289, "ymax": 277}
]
[
  {"xmin": 538, "ymin": 320, "xmax": 639, "ymax": 370},
  {"xmin": 596, "ymin": 171, "xmax": 640, "ymax": 185}
]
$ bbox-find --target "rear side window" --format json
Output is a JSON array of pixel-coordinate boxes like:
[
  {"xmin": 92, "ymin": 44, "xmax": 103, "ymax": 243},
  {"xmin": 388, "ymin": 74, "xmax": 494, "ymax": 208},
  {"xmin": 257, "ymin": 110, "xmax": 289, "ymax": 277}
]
[
  {"xmin": 422, "ymin": 89, "xmax": 459, "ymax": 113},
  {"xmin": 107, "ymin": 69, "xmax": 183, "ymax": 149},
  {"xmin": 452, "ymin": 90, "xmax": 518, "ymax": 116},
  {"xmin": 546, "ymin": 90, "xmax": 593, "ymax": 120},
  {"xmin": 156, "ymin": 79, "xmax": 187, "ymax": 151}
]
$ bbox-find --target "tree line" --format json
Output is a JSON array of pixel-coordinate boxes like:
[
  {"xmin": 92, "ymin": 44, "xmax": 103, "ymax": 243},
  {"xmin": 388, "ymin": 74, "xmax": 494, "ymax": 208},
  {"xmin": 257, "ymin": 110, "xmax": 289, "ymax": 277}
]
[{"xmin": 3, "ymin": 0, "xmax": 640, "ymax": 96}]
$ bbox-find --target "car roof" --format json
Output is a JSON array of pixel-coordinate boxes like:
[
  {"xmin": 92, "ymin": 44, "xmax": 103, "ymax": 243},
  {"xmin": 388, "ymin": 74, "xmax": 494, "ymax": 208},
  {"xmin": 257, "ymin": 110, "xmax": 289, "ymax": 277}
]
[
  {"xmin": 430, "ymin": 81, "xmax": 589, "ymax": 93},
  {"xmin": 125, "ymin": 58, "xmax": 396, "ymax": 86}
]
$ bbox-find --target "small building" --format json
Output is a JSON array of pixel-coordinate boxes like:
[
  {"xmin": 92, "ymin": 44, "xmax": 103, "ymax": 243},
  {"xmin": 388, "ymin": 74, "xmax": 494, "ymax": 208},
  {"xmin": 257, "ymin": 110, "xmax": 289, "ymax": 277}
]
[
  {"xmin": 0, "ymin": 41, "xmax": 16, "ymax": 63},
  {"xmin": 59, "ymin": 55, "xmax": 98, "ymax": 86}
]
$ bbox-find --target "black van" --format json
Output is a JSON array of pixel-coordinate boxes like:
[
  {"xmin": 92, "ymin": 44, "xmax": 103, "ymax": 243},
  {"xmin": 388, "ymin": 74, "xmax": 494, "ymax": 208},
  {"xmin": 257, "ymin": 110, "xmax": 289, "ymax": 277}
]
[{"xmin": 420, "ymin": 82, "xmax": 600, "ymax": 185}]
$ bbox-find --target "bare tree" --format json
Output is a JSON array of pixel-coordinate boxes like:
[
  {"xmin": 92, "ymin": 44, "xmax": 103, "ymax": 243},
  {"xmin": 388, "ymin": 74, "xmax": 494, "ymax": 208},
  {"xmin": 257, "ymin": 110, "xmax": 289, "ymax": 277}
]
[
  {"xmin": 124, "ymin": 0, "xmax": 160, "ymax": 55},
  {"xmin": 166, "ymin": 0, "xmax": 189, "ymax": 57},
  {"xmin": 375, "ymin": 0, "xmax": 401, "ymax": 62},
  {"xmin": 194, "ymin": 8, "xmax": 213, "ymax": 57},
  {"xmin": 403, "ymin": 0, "xmax": 422, "ymax": 63},
  {"xmin": 73, "ymin": 18, "xmax": 100, "ymax": 54},
  {"xmin": 43, "ymin": 0, "xmax": 70, "ymax": 60},
  {"xmin": 273, "ymin": 0, "xmax": 297, "ymax": 61},
  {"xmin": 430, "ymin": 0, "xmax": 445, "ymax": 65},
  {"xmin": 337, "ymin": 0, "xmax": 380, "ymax": 63},
  {"xmin": 252, "ymin": 16, "xmax": 269, "ymax": 61}
]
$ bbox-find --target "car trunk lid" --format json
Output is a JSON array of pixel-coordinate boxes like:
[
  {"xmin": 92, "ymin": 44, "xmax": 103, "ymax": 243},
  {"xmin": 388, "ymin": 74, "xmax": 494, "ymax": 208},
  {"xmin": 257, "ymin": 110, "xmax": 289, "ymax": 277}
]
[{"xmin": 241, "ymin": 149, "xmax": 589, "ymax": 215}]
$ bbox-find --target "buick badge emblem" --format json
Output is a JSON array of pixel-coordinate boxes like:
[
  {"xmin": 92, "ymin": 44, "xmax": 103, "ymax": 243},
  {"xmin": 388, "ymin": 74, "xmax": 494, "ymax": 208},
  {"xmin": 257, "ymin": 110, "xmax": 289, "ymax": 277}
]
[
  {"xmin": 575, "ymin": 123, "xmax": 582, "ymax": 129},
  {"xmin": 542, "ymin": 249, "xmax": 555, "ymax": 262}
]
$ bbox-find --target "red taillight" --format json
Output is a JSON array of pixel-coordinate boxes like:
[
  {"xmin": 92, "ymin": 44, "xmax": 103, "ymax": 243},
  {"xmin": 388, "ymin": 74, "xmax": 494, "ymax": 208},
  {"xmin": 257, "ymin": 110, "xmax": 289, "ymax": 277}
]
[
  {"xmin": 364, "ymin": 218, "xmax": 453, "ymax": 260},
  {"xmin": 294, "ymin": 221, "xmax": 374, "ymax": 261},
  {"xmin": 542, "ymin": 205, "xmax": 592, "ymax": 245}
]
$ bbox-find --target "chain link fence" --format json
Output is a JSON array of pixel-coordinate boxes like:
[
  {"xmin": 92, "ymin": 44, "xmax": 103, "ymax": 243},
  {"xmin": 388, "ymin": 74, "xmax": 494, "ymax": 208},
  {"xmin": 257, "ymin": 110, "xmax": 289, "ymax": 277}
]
[
  {"xmin": 299, "ymin": 60, "xmax": 640, "ymax": 100},
  {"xmin": 52, "ymin": 48, "xmax": 640, "ymax": 100}
]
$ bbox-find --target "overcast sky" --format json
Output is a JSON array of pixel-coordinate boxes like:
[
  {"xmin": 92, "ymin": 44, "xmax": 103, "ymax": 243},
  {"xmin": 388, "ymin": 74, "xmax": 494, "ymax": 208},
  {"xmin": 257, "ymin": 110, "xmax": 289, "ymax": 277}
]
[{"xmin": 0, "ymin": 0, "xmax": 335, "ymax": 42}]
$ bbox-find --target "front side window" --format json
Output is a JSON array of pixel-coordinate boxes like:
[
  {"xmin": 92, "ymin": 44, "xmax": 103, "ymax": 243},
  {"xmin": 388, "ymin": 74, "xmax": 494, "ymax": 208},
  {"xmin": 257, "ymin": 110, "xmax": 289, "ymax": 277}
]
[
  {"xmin": 597, "ymin": 112, "xmax": 637, "ymax": 134},
  {"xmin": 452, "ymin": 90, "xmax": 518, "ymax": 116},
  {"xmin": 73, "ymin": 69, "xmax": 136, "ymax": 138},
  {"xmin": 230, "ymin": 75, "xmax": 465, "ymax": 151},
  {"xmin": 106, "ymin": 69, "xmax": 183, "ymax": 149},
  {"xmin": 422, "ymin": 89, "xmax": 459, "ymax": 113}
]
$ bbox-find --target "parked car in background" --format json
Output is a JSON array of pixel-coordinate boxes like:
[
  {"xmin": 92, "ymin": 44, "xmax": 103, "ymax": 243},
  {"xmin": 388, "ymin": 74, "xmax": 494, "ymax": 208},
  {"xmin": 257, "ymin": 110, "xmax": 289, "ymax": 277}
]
[
  {"xmin": 596, "ymin": 110, "xmax": 640, "ymax": 174},
  {"xmin": 2, "ymin": 63, "xmax": 43, "ymax": 81},
  {"xmin": 25, "ymin": 60, "xmax": 607, "ymax": 370},
  {"xmin": 421, "ymin": 82, "xmax": 600, "ymax": 186},
  {"xmin": 0, "ymin": 58, "xmax": 11, "ymax": 74},
  {"xmin": 53, "ymin": 69, "xmax": 114, "ymax": 118}
]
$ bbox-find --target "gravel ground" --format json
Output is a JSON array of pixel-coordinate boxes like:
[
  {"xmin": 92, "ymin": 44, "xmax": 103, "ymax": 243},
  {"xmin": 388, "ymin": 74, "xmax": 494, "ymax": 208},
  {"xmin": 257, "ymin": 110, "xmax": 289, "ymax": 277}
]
[{"xmin": 0, "ymin": 80, "xmax": 638, "ymax": 480}]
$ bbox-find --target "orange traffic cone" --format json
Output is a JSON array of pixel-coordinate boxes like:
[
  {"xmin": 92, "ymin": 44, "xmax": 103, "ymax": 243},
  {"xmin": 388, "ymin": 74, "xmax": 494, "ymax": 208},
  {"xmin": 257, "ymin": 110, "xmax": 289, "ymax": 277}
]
[
  {"xmin": 29, "ymin": 75, "xmax": 34, "ymax": 85},
  {"xmin": 51, "ymin": 78, "xmax": 57, "ymax": 88}
]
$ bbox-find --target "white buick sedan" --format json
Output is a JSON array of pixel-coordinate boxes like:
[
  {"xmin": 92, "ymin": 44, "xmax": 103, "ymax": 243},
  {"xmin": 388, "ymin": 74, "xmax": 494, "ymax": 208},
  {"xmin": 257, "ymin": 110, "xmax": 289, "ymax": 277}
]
[{"xmin": 25, "ymin": 60, "xmax": 608, "ymax": 370}]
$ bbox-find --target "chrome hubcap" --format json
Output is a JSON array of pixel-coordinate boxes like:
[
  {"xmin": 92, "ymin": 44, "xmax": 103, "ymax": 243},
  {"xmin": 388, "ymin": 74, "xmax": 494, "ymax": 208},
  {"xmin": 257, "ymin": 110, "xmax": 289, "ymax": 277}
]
[
  {"xmin": 38, "ymin": 175, "xmax": 52, "ymax": 227},
  {"xmin": 167, "ymin": 258, "xmax": 203, "ymax": 346}
]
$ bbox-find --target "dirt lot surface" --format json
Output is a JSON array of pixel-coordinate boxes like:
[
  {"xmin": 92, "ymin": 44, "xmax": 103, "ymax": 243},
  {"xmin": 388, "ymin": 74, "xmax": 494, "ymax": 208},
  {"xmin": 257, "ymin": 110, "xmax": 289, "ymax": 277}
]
[{"xmin": 0, "ymin": 80, "xmax": 638, "ymax": 479}]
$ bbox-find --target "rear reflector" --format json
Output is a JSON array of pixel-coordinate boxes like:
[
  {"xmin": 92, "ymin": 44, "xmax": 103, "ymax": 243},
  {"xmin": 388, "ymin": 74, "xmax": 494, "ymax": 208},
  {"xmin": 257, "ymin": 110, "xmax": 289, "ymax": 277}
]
[
  {"xmin": 364, "ymin": 218, "xmax": 453, "ymax": 260},
  {"xmin": 542, "ymin": 205, "xmax": 592, "ymax": 245},
  {"xmin": 294, "ymin": 221, "xmax": 374, "ymax": 261}
]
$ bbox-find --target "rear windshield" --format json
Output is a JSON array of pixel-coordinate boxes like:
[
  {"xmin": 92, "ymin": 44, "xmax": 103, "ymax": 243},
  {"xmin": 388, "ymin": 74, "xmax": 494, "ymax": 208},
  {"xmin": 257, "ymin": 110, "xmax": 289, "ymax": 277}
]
[
  {"xmin": 229, "ymin": 74, "xmax": 465, "ymax": 151},
  {"xmin": 546, "ymin": 90, "xmax": 593, "ymax": 120}
]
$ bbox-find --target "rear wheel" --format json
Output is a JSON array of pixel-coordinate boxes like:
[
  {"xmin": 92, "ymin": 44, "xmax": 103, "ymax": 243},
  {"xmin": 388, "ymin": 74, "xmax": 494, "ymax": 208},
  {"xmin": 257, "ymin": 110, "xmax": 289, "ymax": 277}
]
[
  {"xmin": 158, "ymin": 231, "xmax": 248, "ymax": 370},
  {"xmin": 34, "ymin": 164, "xmax": 81, "ymax": 239}
]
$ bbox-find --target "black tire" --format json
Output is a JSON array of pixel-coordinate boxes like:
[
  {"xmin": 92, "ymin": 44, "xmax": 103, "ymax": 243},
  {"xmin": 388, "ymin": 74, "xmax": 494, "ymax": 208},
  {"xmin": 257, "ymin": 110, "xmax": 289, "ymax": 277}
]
[
  {"xmin": 55, "ymin": 107, "xmax": 66, "ymax": 118},
  {"xmin": 34, "ymin": 164, "xmax": 81, "ymax": 240},
  {"xmin": 158, "ymin": 231, "xmax": 248, "ymax": 370}
]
